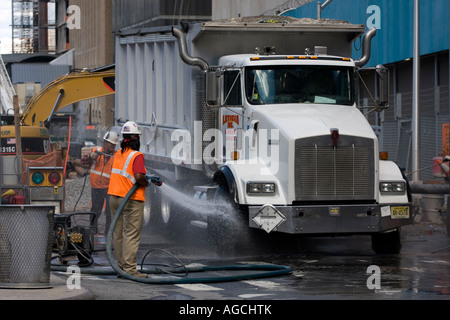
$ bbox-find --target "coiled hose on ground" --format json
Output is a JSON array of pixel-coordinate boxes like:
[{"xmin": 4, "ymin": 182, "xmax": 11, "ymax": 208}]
[{"xmin": 53, "ymin": 183, "xmax": 293, "ymax": 284}]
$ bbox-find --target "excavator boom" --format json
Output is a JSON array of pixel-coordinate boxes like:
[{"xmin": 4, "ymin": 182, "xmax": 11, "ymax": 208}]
[{"xmin": 20, "ymin": 70, "xmax": 115, "ymax": 127}]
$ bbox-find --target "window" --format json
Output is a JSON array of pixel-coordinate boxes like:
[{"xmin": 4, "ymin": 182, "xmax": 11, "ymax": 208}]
[
  {"xmin": 245, "ymin": 65, "xmax": 354, "ymax": 106},
  {"xmin": 223, "ymin": 70, "xmax": 242, "ymax": 106}
]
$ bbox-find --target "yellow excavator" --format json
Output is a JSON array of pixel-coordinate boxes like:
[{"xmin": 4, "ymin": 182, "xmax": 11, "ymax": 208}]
[
  {"xmin": 21, "ymin": 66, "xmax": 115, "ymax": 127},
  {"xmin": 1, "ymin": 66, "xmax": 115, "ymax": 159},
  {"xmin": 0, "ymin": 65, "xmax": 115, "ymax": 210}
]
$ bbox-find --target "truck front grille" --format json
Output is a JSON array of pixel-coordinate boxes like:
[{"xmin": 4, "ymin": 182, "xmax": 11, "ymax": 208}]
[{"xmin": 295, "ymin": 136, "xmax": 374, "ymax": 201}]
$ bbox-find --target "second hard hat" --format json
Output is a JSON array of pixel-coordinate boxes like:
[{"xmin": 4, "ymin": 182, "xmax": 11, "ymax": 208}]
[
  {"xmin": 103, "ymin": 131, "xmax": 120, "ymax": 145},
  {"xmin": 121, "ymin": 121, "xmax": 142, "ymax": 135}
]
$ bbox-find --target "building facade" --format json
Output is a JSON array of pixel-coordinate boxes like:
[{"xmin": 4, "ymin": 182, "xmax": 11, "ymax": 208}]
[{"xmin": 55, "ymin": 0, "xmax": 114, "ymax": 129}]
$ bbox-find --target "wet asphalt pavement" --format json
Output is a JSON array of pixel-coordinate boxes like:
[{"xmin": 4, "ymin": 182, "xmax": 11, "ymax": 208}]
[
  {"xmin": 47, "ymin": 219, "xmax": 450, "ymax": 301},
  {"xmin": 41, "ymin": 176, "xmax": 449, "ymax": 304}
]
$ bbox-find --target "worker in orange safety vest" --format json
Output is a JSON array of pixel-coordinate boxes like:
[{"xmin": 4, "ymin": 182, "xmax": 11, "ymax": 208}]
[
  {"xmin": 108, "ymin": 121, "xmax": 150, "ymax": 278},
  {"xmin": 89, "ymin": 130, "xmax": 119, "ymax": 234}
]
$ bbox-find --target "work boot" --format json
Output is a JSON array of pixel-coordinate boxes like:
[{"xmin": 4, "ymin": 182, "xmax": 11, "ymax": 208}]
[
  {"xmin": 117, "ymin": 271, "xmax": 147, "ymax": 278},
  {"xmin": 130, "ymin": 272, "xmax": 147, "ymax": 278}
]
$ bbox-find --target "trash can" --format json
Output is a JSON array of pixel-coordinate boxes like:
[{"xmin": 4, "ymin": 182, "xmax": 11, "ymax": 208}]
[{"xmin": 0, "ymin": 205, "xmax": 55, "ymax": 289}]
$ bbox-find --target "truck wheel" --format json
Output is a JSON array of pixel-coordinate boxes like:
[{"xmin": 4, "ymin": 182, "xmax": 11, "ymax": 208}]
[
  {"xmin": 148, "ymin": 187, "xmax": 183, "ymax": 234},
  {"xmin": 371, "ymin": 228, "xmax": 402, "ymax": 254},
  {"xmin": 207, "ymin": 185, "xmax": 248, "ymax": 256}
]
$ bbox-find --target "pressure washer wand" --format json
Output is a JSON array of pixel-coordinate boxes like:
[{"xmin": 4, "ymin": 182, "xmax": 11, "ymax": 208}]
[
  {"xmin": 146, "ymin": 174, "xmax": 162, "ymax": 186},
  {"xmin": 94, "ymin": 150, "xmax": 114, "ymax": 158}
]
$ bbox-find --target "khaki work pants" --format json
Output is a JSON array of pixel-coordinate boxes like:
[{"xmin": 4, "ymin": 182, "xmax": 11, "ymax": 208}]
[{"xmin": 110, "ymin": 195, "xmax": 145, "ymax": 275}]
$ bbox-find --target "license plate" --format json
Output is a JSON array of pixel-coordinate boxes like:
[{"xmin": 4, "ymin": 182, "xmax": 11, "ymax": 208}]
[
  {"xmin": 329, "ymin": 207, "xmax": 340, "ymax": 216},
  {"xmin": 391, "ymin": 206, "xmax": 410, "ymax": 219}
]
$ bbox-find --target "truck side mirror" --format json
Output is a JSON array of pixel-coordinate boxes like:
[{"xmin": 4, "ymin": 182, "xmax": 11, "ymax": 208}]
[
  {"xmin": 376, "ymin": 65, "xmax": 389, "ymax": 109},
  {"xmin": 206, "ymin": 70, "xmax": 220, "ymax": 106}
]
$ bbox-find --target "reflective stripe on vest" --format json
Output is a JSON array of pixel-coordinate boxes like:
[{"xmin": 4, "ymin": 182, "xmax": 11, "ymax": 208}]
[
  {"xmin": 90, "ymin": 147, "xmax": 114, "ymax": 189},
  {"xmin": 111, "ymin": 151, "xmax": 138, "ymax": 184},
  {"xmin": 108, "ymin": 149, "xmax": 146, "ymax": 201},
  {"xmin": 90, "ymin": 169, "xmax": 111, "ymax": 179}
]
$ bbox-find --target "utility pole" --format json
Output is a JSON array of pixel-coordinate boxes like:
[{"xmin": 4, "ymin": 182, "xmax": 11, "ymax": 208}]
[
  {"xmin": 13, "ymin": 95, "xmax": 22, "ymax": 186},
  {"xmin": 411, "ymin": 0, "xmax": 420, "ymax": 182}
]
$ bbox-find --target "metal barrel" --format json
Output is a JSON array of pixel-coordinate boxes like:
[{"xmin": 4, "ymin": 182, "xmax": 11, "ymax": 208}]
[{"xmin": 0, "ymin": 205, "xmax": 55, "ymax": 289}]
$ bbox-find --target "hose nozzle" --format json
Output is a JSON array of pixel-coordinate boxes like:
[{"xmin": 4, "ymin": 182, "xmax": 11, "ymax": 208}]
[{"xmin": 146, "ymin": 175, "xmax": 162, "ymax": 186}]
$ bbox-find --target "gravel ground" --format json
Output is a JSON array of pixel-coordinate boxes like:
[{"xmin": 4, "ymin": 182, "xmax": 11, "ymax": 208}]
[{"xmin": 64, "ymin": 175, "xmax": 92, "ymax": 212}]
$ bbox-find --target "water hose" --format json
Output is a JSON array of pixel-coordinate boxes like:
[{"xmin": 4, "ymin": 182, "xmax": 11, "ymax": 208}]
[{"xmin": 53, "ymin": 183, "xmax": 293, "ymax": 284}]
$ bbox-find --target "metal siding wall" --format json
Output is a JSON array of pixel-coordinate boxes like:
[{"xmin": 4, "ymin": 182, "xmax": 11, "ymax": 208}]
[
  {"xmin": 420, "ymin": 115, "xmax": 436, "ymax": 181},
  {"xmin": 126, "ymin": 44, "xmax": 136, "ymax": 119},
  {"xmin": 115, "ymin": 31, "xmax": 198, "ymax": 159},
  {"xmin": 382, "ymin": 113, "xmax": 450, "ymax": 181}
]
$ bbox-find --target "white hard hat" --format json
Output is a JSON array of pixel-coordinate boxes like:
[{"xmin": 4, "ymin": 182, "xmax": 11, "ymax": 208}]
[
  {"xmin": 103, "ymin": 131, "xmax": 119, "ymax": 145},
  {"xmin": 121, "ymin": 121, "xmax": 142, "ymax": 135}
]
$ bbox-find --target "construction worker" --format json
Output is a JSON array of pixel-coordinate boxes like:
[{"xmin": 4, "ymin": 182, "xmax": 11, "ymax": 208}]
[
  {"xmin": 107, "ymin": 121, "xmax": 149, "ymax": 278},
  {"xmin": 88, "ymin": 130, "xmax": 119, "ymax": 235}
]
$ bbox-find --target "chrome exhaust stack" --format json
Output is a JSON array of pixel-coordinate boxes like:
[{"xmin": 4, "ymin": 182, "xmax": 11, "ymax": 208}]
[
  {"xmin": 172, "ymin": 26, "xmax": 209, "ymax": 71},
  {"xmin": 354, "ymin": 28, "xmax": 377, "ymax": 67}
]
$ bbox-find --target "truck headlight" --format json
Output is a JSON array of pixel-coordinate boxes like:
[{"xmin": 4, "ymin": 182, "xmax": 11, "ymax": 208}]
[
  {"xmin": 380, "ymin": 181, "xmax": 405, "ymax": 193},
  {"xmin": 247, "ymin": 182, "xmax": 276, "ymax": 194}
]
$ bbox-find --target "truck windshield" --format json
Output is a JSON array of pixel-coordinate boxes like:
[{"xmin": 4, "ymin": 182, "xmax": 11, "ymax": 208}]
[{"xmin": 245, "ymin": 65, "xmax": 354, "ymax": 105}]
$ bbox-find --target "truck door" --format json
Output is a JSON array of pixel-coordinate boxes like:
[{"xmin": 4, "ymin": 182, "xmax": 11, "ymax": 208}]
[{"xmin": 219, "ymin": 69, "xmax": 244, "ymax": 162}]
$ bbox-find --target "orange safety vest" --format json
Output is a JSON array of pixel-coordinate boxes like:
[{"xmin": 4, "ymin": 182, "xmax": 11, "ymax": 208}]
[
  {"xmin": 107, "ymin": 148, "xmax": 146, "ymax": 201},
  {"xmin": 90, "ymin": 147, "xmax": 115, "ymax": 189}
]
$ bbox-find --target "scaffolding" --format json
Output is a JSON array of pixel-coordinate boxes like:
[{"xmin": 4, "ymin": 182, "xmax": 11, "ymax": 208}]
[
  {"xmin": 11, "ymin": 0, "xmax": 55, "ymax": 54},
  {"xmin": 0, "ymin": 54, "xmax": 16, "ymax": 113}
]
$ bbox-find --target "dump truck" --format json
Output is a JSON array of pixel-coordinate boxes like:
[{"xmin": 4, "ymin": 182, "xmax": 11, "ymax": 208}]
[{"xmin": 114, "ymin": 16, "xmax": 413, "ymax": 254}]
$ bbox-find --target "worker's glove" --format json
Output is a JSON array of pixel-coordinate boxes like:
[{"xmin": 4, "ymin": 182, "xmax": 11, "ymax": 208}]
[
  {"xmin": 90, "ymin": 151, "xmax": 100, "ymax": 160},
  {"xmin": 146, "ymin": 174, "xmax": 162, "ymax": 186}
]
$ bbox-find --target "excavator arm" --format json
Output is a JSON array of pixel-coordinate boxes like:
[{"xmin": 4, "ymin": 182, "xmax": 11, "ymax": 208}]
[{"xmin": 20, "ymin": 69, "xmax": 115, "ymax": 127}]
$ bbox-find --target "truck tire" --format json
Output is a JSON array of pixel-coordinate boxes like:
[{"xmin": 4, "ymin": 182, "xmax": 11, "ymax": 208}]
[{"xmin": 371, "ymin": 228, "xmax": 402, "ymax": 254}]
